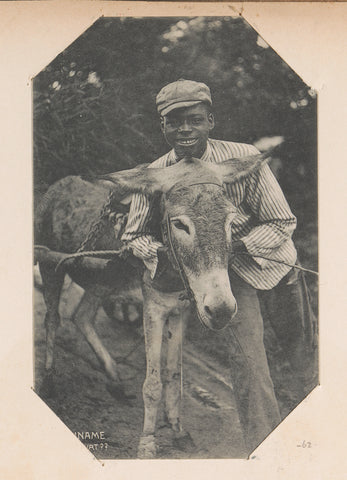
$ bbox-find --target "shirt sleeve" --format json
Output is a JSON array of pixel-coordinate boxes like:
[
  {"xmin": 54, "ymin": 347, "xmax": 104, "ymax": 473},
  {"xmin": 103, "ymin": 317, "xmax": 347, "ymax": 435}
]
[
  {"xmin": 121, "ymin": 192, "xmax": 162, "ymax": 277},
  {"xmin": 240, "ymin": 163, "xmax": 297, "ymax": 268}
]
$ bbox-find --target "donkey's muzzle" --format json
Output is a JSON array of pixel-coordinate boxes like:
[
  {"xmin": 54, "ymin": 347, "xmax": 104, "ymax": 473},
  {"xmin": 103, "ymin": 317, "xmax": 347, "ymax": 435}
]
[{"xmin": 202, "ymin": 294, "xmax": 237, "ymax": 331}]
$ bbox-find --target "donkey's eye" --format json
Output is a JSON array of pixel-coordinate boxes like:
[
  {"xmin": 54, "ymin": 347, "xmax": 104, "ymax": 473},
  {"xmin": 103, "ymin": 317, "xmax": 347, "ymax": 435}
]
[{"xmin": 172, "ymin": 219, "xmax": 190, "ymax": 235}]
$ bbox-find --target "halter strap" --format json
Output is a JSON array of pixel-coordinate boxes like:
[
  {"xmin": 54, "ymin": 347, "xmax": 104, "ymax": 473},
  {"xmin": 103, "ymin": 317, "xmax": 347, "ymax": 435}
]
[{"xmin": 163, "ymin": 210, "xmax": 200, "ymax": 308}]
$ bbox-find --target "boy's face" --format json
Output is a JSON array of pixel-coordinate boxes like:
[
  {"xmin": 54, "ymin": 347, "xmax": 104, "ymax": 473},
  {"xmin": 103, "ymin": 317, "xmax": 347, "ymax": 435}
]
[{"xmin": 160, "ymin": 103, "xmax": 215, "ymax": 159}]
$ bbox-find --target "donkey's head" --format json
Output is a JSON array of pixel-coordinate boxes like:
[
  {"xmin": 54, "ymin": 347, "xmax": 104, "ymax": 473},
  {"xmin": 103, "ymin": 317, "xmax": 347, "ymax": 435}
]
[
  {"xmin": 93, "ymin": 151, "xmax": 271, "ymax": 330},
  {"xmin": 161, "ymin": 177, "xmax": 237, "ymax": 330}
]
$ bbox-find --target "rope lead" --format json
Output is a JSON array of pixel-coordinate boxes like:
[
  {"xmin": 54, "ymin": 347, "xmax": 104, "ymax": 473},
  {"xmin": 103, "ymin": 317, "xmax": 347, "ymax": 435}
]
[{"xmin": 232, "ymin": 252, "xmax": 318, "ymax": 276}]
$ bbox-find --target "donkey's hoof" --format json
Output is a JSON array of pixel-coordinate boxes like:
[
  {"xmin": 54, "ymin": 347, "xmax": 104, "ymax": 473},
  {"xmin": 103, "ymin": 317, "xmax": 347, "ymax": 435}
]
[
  {"xmin": 137, "ymin": 434, "xmax": 157, "ymax": 459},
  {"xmin": 106, "ymin": 382, "xmax": 136, "ymax": 404},
  {"xmin": 173, "ymin": 430, "xmax": 195, "ymax": 451},
  {"xmin": 39, "ymin": 372, "xmax": 56, "ymax": 399}
]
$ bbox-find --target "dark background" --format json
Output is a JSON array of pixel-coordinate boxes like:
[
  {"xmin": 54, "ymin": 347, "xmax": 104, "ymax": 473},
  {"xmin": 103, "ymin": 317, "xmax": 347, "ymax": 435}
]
[{"xmin": 33, "ymin": 16, "xmax": 317, "ymax": 303}]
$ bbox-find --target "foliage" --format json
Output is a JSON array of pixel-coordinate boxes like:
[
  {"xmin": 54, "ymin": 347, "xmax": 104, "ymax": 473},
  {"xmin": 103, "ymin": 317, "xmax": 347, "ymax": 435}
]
[
  {"xmin": 34, "ymin": 17, "xmax": 316, "ymax": 194},
  {"xmin": 33, "ymin": 16, "xmax": 318, "ymax": 295}
]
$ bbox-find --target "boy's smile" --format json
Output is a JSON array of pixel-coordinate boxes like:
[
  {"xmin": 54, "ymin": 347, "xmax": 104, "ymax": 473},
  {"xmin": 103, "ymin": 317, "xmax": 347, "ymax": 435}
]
[{"xmin": 160, "ymin": 103, "xmax": 214, "ymax": 159}]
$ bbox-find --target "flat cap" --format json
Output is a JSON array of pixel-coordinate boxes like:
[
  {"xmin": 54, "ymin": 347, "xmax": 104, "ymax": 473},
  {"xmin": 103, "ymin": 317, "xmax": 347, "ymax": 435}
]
[{"xmin": 156, "ymin": 79, "xmax": 212, "ymax": 116}]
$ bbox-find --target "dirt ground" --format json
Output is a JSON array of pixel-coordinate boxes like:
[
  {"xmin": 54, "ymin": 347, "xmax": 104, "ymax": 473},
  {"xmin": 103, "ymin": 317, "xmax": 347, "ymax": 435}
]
[{"xmin": 33, "ymin": 274, "xmax": 315, "ymax": 460}]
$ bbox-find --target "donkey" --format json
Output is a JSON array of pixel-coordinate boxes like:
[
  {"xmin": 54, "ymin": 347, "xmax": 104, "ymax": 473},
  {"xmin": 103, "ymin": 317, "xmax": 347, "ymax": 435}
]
[{"xmin": 34, "ymin": 152, "xmax": 271, "ymax": 458}]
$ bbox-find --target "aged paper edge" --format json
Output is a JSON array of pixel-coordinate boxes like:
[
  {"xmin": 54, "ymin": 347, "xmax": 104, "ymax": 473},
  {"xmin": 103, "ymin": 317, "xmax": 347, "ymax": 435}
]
[{"xmin": 0, "ymin": 2, "xmax": 346, "ymax": 479}]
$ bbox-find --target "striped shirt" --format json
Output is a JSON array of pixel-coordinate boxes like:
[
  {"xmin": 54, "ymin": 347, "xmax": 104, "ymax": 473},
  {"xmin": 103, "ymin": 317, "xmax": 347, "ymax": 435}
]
[{"xmin": 122, "ymin": 139, "xmax": 297, "ymax": 290}]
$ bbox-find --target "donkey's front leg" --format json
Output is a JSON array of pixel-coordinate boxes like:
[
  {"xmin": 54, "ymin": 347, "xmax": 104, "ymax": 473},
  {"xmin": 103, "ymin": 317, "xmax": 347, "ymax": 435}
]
[
  {"xmin": 163, "ymin": 306, "xmax": 195, "ymax": 451},
  {"xmin": 138, "ymin": 282, "xmax": 167, "ymax": 459},
  {"xmin": 163, "ymin": 308, "xmax": 187, "ymax": 433}
]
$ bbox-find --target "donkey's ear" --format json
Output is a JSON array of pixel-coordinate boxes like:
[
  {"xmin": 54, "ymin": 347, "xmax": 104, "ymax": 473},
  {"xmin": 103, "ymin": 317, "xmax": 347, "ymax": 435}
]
[
  {"xmin": 213, "ymin": 150, "xmax": 273, "ymax": 184},
  {"xmin": 81, "ymin": 163, "xmax": 165, "ymax": 201}
]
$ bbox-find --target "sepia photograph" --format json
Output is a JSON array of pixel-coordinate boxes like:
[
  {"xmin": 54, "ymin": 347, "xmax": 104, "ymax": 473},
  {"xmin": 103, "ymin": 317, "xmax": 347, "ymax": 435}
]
[
  {"xmin": 1, "ymin": 2, "xmax": 346, "ymax": 478},
  {"xmin": 33, "ymin": 15, "xmax": 318, "ymax": 459}
]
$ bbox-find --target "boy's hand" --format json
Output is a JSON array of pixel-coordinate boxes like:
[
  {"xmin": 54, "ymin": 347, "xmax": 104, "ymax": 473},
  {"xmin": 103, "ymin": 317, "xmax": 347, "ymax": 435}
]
[
  {"xmin": 150, "ymin": 245, "xmax": 185, "ymax": 292},
  {"xmin": 157, "ymin": 245, "xmax": 170, "ymax": 266},
  {"xmin": 232, "ymin": 240, "xmax": 246, "ymax": 253}
]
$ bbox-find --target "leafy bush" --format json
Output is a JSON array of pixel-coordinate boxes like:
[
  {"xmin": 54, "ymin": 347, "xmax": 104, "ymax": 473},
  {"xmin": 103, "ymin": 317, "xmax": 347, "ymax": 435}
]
[{"xmin": 33, "ymin": 16, "xmax": 317, "ymax": 302}]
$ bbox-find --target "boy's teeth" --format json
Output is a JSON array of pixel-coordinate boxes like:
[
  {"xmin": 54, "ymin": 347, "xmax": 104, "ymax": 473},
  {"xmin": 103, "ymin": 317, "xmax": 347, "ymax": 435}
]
[{"xmin": 180, "ymin": 139, "xmax": 196, "ymax": 144}]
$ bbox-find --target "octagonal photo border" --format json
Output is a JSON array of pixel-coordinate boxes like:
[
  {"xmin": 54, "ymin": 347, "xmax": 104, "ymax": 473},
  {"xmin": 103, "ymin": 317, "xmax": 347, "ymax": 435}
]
[{"xmin": 0, "ymin": 2, "xmax": 343, "ymax": 478}]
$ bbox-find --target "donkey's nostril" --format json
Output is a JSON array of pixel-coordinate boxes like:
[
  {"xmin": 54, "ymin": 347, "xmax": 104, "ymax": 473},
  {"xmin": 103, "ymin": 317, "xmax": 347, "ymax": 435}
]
[{"xmin": 202, "ymin": 294, "xmax": 237, "ymax": 330}]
